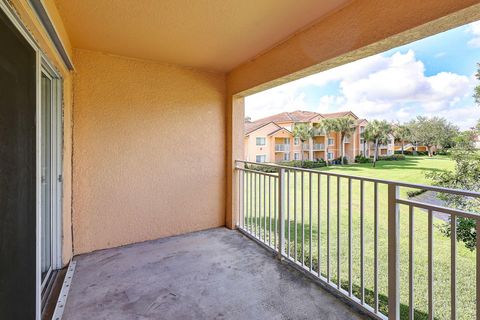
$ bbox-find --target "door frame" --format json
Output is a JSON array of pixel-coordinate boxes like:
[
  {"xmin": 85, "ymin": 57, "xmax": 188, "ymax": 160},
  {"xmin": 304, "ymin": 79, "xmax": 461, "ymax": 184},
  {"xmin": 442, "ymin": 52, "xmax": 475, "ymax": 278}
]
[{"xmin": 0, "ymin": 1, "xmax": 64, "ymax": 319}]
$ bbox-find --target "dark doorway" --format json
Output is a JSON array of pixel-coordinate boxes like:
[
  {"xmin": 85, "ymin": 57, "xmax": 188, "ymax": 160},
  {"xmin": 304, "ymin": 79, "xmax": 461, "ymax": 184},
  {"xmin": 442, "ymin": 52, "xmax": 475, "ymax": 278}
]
[{"xmin": 0, "ymin": 8, "xmax": 37, "ymax": 320}]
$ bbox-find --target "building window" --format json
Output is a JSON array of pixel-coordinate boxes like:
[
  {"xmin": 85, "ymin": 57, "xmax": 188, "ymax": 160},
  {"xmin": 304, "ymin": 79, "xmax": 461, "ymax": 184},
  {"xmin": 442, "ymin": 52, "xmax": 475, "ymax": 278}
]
[
  {"xmin": 327, "ymin": 152, "xmax": 334, "ymax": 160},
  {"xmin": 294, "ymin": 152, "xmax": 300, "ymax": 160},
  {"xmin": 256, "ymin": 137, "xmax": 266, "ymax": 146},
  {"xmin": 294, "ymin": 138, "xmax": 299, "ymax": 145},
  {"xmin": 284, "ymin": 138, "xmax": 290, "ymax": 144},
  {"xmin": 360, "ymin": 126, "xmax": 365, "ymax": 133},
  {"xmin": 328, "ymin": 138, "xmax": 334, "ymax": 145},
  {"xmin": 256, "ymin": 154, "xmax": 267, "ymax": 163},
  {"xmin": 283, "ymin": 153, "xmax": 290, "ymax": 161}
]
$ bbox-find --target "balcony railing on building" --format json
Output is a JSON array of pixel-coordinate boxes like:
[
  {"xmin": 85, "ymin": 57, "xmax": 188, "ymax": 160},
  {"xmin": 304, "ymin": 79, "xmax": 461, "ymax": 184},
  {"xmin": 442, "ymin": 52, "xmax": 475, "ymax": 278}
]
[
  {"xmin": 275, "ymin": 144, "xmax": 290, "ymax": 152},
  {"xmin": 234, "ymin": 160, "xmax": 480, "ymax": 320},
  {"xmin": 313, "ymin": 143, "xmax": 325, "ymax": 151}
]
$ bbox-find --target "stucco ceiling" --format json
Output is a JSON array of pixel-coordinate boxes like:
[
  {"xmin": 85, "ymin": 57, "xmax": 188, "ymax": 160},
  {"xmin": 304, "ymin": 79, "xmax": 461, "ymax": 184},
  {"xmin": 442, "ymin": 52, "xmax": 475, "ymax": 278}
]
[{"xmin": 54, "ymin": 0, "xmax": 352, "ymax": 72}]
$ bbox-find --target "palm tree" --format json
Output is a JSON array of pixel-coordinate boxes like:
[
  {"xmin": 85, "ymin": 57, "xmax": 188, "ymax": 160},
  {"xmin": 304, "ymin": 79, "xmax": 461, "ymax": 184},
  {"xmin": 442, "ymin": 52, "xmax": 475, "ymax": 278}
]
[
  {"xmin": 392, "ymin": 124, "xmax": 411, "ymax": 154},
  {"xmin": 292, "ymin": 123, "xmax": 313, "ymax": 165},
  {"xmin": 314, "ymin": 118, "xmax": 337, "ymax": 166},
  {"xmin": 363, "ymin": 120, "xmax": 392, "ymax": 167},
  {"xmin": 334, "ymin": 116, "xmax": 357, "ymax": 164}
]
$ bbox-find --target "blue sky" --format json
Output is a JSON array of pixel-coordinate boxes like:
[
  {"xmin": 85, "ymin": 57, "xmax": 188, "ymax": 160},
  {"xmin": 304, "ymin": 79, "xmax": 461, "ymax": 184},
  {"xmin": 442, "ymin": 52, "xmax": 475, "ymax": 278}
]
[{"xmin": 245, "ymin": 21, "xmax": 480, "ymax": 130}]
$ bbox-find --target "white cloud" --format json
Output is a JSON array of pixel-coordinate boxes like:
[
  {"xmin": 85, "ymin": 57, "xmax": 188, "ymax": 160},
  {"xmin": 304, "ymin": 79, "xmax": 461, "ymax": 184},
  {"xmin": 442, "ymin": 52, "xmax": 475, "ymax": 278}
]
[
  {"xmin": 467, "ymin": 21, "xmax": 480, "ymax": 47},
  {"xmin": 246, "ymin": 49, "xmax": 475, "ymax": 128}
]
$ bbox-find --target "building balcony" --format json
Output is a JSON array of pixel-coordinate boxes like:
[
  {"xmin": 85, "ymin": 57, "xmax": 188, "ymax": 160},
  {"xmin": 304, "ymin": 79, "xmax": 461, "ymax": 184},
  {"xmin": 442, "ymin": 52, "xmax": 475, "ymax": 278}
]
[
  {"xmin": 313, "ymin": 143, "xmax": 325, "ymax": 151},
  {"xmin": 62, "ymin": 228, "xmax": 363, "ymax": 320},
  {"xmin": 275, "ymin": 144, "xmax": 290, "ymax": 152}
]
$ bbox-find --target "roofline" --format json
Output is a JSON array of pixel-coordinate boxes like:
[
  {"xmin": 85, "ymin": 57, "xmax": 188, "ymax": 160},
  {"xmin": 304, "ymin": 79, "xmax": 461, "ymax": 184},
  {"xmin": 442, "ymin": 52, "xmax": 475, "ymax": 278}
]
[
  {"xmin": 267, "ymin": 127, "xmax": 293, "ymax": 136},
  {"xmin": 244, "ymin": 121, "xmax": 282, "ymax": 136}
]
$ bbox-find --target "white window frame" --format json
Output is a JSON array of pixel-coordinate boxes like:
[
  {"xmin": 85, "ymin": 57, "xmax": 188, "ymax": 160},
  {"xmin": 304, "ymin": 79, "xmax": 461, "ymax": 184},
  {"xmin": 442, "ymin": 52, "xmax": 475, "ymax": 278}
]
[
  {"xmin": 327, "ymin": 152, "xmax": 334, "ymax": 160},
  {"xmin": 294, "ymin": 152, "xmax": 300, "ymax": 160},
  {"xmin": 283, "ymin": 153, "xmax": 290, "ymax": 161},
  {"xmin": 328, "ymin": 138, "xmax": 334, "ymax": 145},
  {"xmin": 256, "ymin": 137, "xmax": 266, "ymax": 146},
  {"xmin": 256, "ymin": 154, "xmax": 267, "ymax": 163},
  {"xmin": 294, "ymin": 137, "xmax": 299, "ymax": 145}
]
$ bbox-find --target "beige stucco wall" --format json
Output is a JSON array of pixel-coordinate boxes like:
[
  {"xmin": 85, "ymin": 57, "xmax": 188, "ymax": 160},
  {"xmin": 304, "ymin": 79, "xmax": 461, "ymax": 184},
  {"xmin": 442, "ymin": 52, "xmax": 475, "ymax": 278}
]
[{"xmin": 72, "ymin": 49, "xmax": 226, "ymax": 254}]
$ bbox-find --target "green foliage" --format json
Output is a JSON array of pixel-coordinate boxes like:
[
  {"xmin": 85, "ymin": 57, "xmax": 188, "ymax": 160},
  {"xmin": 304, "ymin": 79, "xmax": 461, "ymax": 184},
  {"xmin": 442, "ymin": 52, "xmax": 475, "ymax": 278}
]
[
  {"xmin": 407, "ymin": 116, "xmax": 458, "ymax": 155},
  {"xmin": 427, "ymin": 150, "xmax": 480, "ymax": 250},
  {"xmin": 283, "ymin": 159, "xmax": 326, "ymax": 169},
  {"xmin": 407, "ymin": 189, "xmax": 427, "ymax": 198},
  {"xmin": 474, "ymin": 63, "xmax": 480, "ymax": 105},
  {"xmin": 355, "ymin": 155, "xmax": 372, "ymax": 163},
  {"xmin": 377, "ymin": 154, "xmax": 406, "ymax": 161},
  {"xmin": 453, "ymin": 130, "xmax": 476, "ymax": 151},
  {"xmin": 334, "ymin": 117, "xmax": 357, "ymax": 164},
  {"xmin": 363, "ymin": 120, "xmax": 392, "ymax": 166},
  {"xmin": 244, "ymin": 163, "xmax": 277, "ymax": 173}
]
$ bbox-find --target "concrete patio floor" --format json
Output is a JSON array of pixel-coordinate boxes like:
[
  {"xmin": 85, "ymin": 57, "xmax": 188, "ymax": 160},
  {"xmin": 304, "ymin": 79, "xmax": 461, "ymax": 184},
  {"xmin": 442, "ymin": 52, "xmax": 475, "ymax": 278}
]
[{"xmin": 63, "ymin": 228, "xmax": 367, "ymax": 319}]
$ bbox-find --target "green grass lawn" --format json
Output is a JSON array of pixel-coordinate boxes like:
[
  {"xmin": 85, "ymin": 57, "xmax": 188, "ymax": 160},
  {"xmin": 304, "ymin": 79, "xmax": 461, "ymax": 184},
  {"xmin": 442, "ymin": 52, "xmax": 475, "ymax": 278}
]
[{"xmin": 242, "ymin": 156, "xmax": 476, "ymax": 320}]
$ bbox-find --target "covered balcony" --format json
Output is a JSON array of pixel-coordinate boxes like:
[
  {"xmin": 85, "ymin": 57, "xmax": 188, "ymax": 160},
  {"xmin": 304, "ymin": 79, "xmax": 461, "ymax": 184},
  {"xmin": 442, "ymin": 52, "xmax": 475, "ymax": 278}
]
[{"xmin": 1, "ymin": 1, "xmax": 480, "ymax": 320}]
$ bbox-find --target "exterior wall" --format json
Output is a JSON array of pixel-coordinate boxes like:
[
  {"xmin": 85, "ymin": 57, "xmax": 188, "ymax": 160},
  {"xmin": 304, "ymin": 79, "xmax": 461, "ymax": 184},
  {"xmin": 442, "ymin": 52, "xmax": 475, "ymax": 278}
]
[
  {"xmin": 72, "ymin": 49, "xmax": 226, "ymax": 254},
  {"xmin": 244, "ymin": 122, "xmax": 280, "ymax": 162},
  {"xmin": 10, "ymin": 0, "xmax": 74, "ymax": 265}
]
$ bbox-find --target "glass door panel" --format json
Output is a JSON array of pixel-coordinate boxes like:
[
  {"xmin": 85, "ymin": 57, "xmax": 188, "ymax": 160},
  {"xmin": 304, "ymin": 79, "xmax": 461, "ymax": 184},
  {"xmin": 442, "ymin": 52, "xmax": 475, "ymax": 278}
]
[{"xmin": 40, "ymin": 73, "xmax": 52, "ymax": 283}]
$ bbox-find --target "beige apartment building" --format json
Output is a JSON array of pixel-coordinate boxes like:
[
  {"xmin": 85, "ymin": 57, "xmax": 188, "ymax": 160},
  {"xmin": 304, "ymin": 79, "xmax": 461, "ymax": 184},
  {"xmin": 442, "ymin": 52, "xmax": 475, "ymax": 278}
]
[{"xmin": 244, "ymin": 110, "xmax": 394, "ymax": 163}]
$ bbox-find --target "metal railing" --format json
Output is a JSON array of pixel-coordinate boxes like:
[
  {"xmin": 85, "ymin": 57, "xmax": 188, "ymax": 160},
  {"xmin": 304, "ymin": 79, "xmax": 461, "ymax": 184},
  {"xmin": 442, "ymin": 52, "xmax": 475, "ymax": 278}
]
[
  {"xmin": 235, "ymin": 160, "xmax": 480, "ymax": 320},
  {"xmin": 275, "ymin": 144, "xmax": 290, "ymax": 152},
  {"xmin": 313, "ymin": 143, "xmax": 325, "ymax": 151}
]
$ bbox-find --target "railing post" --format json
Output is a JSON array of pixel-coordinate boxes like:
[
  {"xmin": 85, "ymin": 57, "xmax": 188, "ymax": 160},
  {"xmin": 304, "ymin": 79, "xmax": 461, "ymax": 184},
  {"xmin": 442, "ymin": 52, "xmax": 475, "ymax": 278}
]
[
  {"xmin": 388, "ymin": 183, "xmax": 400, "ymax": 320},
  {"xmin": 278, "ymin": 168, "xmax": 285, "ymax": 259}
]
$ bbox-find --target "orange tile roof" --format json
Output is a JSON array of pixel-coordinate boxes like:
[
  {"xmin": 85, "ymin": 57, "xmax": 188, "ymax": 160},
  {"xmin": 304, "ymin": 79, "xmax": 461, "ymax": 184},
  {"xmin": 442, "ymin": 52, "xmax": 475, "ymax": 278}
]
[{"xmin": 245, "ymin": 110, "xmax": 359, "ymax": 135}]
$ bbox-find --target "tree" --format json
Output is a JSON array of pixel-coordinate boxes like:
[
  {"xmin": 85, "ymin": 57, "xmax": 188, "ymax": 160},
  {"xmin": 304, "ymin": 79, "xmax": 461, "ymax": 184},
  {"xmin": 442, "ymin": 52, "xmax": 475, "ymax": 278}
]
[
  {"xmin": 476, "ymin": 119, "xmax": 480, "ymax": 132},
  {"xmin": 474, "ymin": 63, "xmax": 480, "ymax": 105},
  {"xmin": 334, "ymin": 116, "xmax": 357, "ymax": 164},
  {"xmin": 427, "ymin": 146, "xmax": 480, "ymax": 250},
  {"xmin": 363, "ymin": 120, "xmax": 391, "ymax": 167},
  {"xmin": 314, "ymin": 118, "xmax": 337, "ymax": 166},
  {"xmin": 392, "ymin": 124, "xmax": 411, "ymax": 155},
  {"xmin": 292, "ymin": 123, "xmax": 313, "ymax": 164},
  {"xmin": 407, "ymin": 116, "xmax": 458, "ymax": 156}
]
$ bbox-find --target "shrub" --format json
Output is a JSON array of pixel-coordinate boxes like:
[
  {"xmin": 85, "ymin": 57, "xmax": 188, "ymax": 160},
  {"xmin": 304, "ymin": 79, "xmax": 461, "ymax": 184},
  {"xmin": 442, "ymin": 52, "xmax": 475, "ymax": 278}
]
[
  {"xmin": 355, "ymin": 155, "xmax": 372, "ymax": 163},
  {"xmin": 407, "ymin": 189, "xmax": 427, "ymax": 198},
  {"xmin": 244, "ymin": 163, "xmax": 277, "ymax": 173},
  {"xmin": 283, "ymin": 159, "xmax": 326, "ymax": 169},
  {"xmin": 377, "ymin": 154, "xmax": 405, "ymax": 161}
]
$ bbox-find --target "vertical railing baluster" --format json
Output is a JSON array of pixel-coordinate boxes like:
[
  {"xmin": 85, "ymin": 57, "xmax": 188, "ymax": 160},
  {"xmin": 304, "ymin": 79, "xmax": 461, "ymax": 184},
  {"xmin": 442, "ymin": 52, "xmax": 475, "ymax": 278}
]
[
  {"xmin": 327, "ymin": 175, "xmax": 331, "ymax": 283},
  {"xmin": 268, "ymin": 176, "xmax": 272, "ymax": 247},
  {"xmin": 476, "ymin": 218, "xmax": 480, "ymax": 320},
  {"xmin": 348, "ymin": 178, "xmax": 352, "ymax": 296},
  {"xmin": 360, "ymin": 179, "xmax": 365, "ymax": 304},
  {"xmin": 274, "ymin": 177, "xmax": 277, "ymax": 249},
  {"xmin": 388, "ymin": 183, "xmax": 400, "ymax": 320},
  {"xmin": 264, "ymin": 174, "xmax": 266, "ymax": 242},
  {"xmin": 374, "ymin": 182, "xmax": 379, "ymax": 313},
  {"xmin": 409, "ymin": 205, "xmax": 414, "ymax": 320},
  {"xmin": 302, "ymin": 171, "xmax": 305, "ymax": 267},
  {"xmin": 309, "ymin": 172, "xmax": 313, "ymax": 272},
  {"xmin": 428, "ymin": 209, "xmax": 433, "ymax": 320},
  {"xmin": 249, "ymin": 172, "xmax": 253, "ymax": 233},
  {"xmin": 451, "ymin": 214, "xmax": 456, "ymax": 320},
  {"xmin": 278, "ymin": 168, "xmax": 285, "ymax": 258},
  {"xmin": 254, "ymin": 173, "xmax": 257, "ymax": 237},
  {"xmin": 258, "ymin": 173, "xmax": 261, "ymax": 239},
  {"xmin": 294, "ymin": 171, "xmax": 297, "ymax": 262},
  {"xmin": 337, "ymin": 176, "xmax": 341, "ymax": 290},
  {"xmin": 318, "ymin": 173, "xmax": 321, "ymax": 277},
  {"xmin": 287, "ymin": 170, "xmax": 290, "ymax": 257}
]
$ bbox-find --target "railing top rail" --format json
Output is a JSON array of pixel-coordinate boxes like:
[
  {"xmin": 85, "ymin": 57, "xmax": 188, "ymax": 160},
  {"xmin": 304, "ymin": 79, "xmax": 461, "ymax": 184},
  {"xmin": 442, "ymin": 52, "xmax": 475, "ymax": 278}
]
[
  {"xmin": 396, "ymin": 198, "xmax": 480, "ymax": 220},
  {"xmin": 235, "ymin": 159, "xmax": 480, "ymax": 198}
]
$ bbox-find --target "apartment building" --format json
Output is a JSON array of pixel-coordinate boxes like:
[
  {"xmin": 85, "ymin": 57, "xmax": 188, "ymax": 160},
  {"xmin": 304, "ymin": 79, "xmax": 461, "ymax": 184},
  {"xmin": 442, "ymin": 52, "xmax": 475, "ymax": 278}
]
[{"xmin": 244, "ymin": 110, "xmax": 375, "ymax": 163}]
